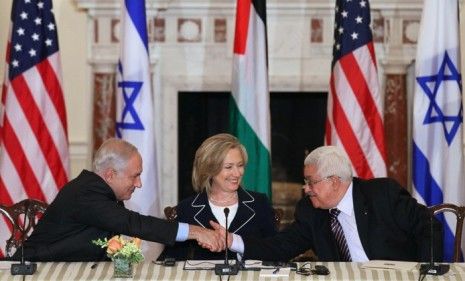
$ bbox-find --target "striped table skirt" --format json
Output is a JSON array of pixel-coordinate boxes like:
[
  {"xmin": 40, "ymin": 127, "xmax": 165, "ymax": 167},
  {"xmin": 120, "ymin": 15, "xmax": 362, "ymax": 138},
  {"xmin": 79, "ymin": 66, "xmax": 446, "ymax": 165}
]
[{"xmin": 1, "ymin": 261, "xmax": 465, "ymax": 280}]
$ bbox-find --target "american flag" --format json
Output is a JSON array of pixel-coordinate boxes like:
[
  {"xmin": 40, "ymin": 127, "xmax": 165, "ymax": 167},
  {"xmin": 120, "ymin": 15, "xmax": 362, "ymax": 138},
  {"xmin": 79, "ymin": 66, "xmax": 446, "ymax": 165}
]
[
  {"xmin": 0, "ymin": 0, "xmax": 69, "ymax": 257},
  {"xmin": 325, "ymin": 0, "xmax": 387, "ymax": 178}
]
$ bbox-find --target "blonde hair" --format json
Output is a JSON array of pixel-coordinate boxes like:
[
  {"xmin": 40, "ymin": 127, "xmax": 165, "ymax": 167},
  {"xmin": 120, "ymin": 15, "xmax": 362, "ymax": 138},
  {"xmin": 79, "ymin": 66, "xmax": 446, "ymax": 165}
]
[
  {"xmin": 304, "ymin": 146, "xmax": 353, "ymax": 181},
  {"xmin": 93, "ymin": 138, "xmax": 139, "ymax": 174},
  {"xmin": 192, "ymin": 133, "xmax": 248, "ymax": 193}
]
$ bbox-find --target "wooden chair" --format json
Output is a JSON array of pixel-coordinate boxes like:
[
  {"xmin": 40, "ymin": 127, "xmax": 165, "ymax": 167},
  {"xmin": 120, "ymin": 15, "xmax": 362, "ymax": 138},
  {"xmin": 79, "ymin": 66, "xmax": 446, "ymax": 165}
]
[
  {"xmin": 164, "ymin": 205, "xmax": 178, "ymax": 221},
  {"xmin": 164, "ymin": 205, "xmax": 284, "ymax": 229},
  {"xmin": 273, "ymin": 207, "xmax": 284, "ymax": 230},
  {"xmin": 0, "ymin": 199, "xmax": 48, "ymax": 257},
  {"xmin": 429, "ymin": 203, "xmax": 465, "ymax": 262}
]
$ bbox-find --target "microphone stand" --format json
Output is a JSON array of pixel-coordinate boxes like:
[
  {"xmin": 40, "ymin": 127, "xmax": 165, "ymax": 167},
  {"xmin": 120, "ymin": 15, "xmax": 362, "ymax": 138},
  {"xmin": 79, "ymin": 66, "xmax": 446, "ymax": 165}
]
[
  {"xmin": 215, "ymin": 208, "xmax": 239, "ymax": 276},
  {"xmin": 419, "ymin": 211, "xmax": 449, "ymax": 276},
  {"xmin": 11, "ymin": 200, "xmax": 37, "ymax": 276}
]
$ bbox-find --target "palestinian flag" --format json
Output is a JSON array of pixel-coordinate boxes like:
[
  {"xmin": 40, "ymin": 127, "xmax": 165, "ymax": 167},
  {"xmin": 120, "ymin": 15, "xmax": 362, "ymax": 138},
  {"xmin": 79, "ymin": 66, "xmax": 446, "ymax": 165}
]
[{"xmin": 229, "ymin": 0, "xmax": 271, "ymax": 198}]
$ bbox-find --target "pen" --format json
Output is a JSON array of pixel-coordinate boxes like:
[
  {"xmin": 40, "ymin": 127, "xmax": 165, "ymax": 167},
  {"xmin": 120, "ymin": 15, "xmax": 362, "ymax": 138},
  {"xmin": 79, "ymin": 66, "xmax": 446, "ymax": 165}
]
[{"xmin": 273, "ymin": 267, "xmax": 280, "ymax": 274}]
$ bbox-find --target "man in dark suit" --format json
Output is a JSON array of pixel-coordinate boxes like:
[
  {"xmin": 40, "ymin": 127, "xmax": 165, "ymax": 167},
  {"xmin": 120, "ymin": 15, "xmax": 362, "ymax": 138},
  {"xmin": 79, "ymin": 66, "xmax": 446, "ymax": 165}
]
[
  {"xmin": 212, "ymin": 145, "xmax": 442, "ymax": 262},
  {"xmin": 16, "ymin": 138, "xmax": 223, "ymax": 261}
]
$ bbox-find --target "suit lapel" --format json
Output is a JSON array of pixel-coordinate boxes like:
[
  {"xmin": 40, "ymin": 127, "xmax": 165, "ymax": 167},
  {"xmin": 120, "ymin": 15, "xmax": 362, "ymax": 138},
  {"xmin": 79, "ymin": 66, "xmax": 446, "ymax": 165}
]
[
  {"xmin": 229, "ymin": 188, "xmax": 255, "ymax": 233},
  {"xmin": 191, "ymin": 192, "xmax": 215, "ymax": 228},
  {"xmin": 352, "ymin": 178, "xmax": 371, "ymax": 258}
]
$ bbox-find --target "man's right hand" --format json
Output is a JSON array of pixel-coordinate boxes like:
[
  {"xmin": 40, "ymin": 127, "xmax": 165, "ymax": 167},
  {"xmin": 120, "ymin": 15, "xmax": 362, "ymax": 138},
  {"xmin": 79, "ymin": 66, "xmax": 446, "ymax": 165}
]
[{"xmin": 188, "ymin": 225, "xmax": 225, "ymax": 252}]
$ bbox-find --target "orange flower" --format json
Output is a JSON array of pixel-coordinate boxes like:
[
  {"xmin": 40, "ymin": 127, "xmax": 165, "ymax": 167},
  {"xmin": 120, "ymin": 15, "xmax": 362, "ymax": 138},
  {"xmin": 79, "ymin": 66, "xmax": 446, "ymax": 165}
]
[
  {"xmin": 132, "ymin": 237, "xmax": 141, "ymax": 248},
  {"xmin": 107, "ymin": 235, "xmax": 123, "ymax": 255}
]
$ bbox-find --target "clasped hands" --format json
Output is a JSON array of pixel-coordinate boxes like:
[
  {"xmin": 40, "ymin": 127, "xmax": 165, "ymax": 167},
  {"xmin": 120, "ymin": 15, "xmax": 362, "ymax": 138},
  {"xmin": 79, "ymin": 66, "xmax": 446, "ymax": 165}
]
[{"xmin": 190, "ymin": 221, "xmax": 234, "ymax": 252}]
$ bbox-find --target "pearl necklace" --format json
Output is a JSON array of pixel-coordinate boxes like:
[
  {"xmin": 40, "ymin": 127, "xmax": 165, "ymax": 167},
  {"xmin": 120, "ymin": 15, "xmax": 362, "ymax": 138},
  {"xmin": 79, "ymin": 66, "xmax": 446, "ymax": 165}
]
[{"xmin": 208, "ymin": 192, "xmax": 238, "ymax": 205}]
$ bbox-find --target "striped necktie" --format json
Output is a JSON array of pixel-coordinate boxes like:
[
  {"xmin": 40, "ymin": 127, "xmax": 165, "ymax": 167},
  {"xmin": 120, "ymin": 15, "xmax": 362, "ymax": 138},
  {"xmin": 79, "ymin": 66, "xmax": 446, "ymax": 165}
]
[{"xmin": 329, "ymin": 208, "xmax": 352, "ymax": 261}]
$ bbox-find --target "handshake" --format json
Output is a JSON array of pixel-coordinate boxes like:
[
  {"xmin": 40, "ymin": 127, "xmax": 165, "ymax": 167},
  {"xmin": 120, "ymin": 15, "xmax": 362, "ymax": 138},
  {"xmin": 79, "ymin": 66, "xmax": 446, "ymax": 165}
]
[{"xmin": 188, "ymin": 221, "xmax": 234, "ymax": 252}]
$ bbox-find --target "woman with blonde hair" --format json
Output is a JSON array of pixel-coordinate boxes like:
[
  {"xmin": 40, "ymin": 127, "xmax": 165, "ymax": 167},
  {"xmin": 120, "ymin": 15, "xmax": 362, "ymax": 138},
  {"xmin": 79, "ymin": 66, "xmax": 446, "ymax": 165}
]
[{"xmin": 160, "ymin": 133, "xmax": 277, "ymax": 260}]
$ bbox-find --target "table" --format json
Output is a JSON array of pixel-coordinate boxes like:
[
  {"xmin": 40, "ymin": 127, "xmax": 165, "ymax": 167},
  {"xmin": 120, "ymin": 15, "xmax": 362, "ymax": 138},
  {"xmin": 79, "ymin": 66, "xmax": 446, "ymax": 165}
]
[{"xmin": 1, "ymin": 261, "xmax": 465, "ymax": 280}]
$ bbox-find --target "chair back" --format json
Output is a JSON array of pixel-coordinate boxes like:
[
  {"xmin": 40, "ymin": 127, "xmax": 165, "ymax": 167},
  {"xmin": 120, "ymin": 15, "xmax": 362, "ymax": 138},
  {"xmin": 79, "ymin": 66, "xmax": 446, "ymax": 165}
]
[
  {"xmin": 164, "ymin": 206, "xmax": 178, "ymax": 221},
  {"xmin": 273, "ymin": 207, "xmax": 284, "ymax": 230},
  {"xmin": 429, "ymin": 203, "xmax": 465, "ymax": 262},
  {"xmin": 0, "ymin": 199, "xmax": 48, "ymax": 257}
]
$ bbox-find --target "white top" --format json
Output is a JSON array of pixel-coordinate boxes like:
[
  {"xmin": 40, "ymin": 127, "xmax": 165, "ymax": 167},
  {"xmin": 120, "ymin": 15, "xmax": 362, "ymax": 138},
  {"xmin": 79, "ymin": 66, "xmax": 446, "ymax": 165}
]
[{"xmin": 208, "ymin": 201, "xmax": 238, "ymax": 229}]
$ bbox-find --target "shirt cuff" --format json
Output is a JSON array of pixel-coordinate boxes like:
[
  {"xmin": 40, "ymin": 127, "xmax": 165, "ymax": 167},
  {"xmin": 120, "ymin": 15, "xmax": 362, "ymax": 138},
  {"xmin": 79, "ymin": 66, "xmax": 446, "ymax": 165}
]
[
  {"xmin": 230, "ymin": 233, "xmax": 244, "ymax": 255},
  {"xmin": 175, "ymin": 222, "xmax": 189, "ymax": 241}
]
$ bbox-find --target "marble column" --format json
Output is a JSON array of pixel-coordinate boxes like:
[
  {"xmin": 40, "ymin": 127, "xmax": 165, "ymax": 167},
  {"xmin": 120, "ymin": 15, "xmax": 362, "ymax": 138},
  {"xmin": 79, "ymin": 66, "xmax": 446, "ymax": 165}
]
[
  {"xmin": 91, "ymin": 64, "xmax": 116, "ymax": 155},
  {"xmin": 383, "ymin": 63, "xmax": 409, "ymax": 188},
  {"xmin": 379, "ymin": 10, "xmax": 420, "ymax": 189}
]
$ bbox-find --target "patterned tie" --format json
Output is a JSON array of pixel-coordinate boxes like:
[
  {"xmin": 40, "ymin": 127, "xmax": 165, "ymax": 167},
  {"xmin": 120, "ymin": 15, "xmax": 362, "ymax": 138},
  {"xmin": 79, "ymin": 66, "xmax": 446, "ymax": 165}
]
[{"xmin": 329, "ymin": 208, "xmax": 352, "ymax": 261}]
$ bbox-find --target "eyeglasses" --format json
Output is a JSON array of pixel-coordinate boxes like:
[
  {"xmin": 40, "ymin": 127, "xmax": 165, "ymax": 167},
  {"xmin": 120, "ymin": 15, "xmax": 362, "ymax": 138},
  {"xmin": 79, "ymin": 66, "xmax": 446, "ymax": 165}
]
[{"xmin": 303, "ymin": 176, "xmax": 337, "ymax": 188}]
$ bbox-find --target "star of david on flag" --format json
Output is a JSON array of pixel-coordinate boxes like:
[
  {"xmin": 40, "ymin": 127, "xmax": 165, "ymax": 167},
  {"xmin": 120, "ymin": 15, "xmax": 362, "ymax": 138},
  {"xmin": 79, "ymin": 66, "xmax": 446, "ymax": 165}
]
[
  {"xmin": 116, "ymin": 63, "xmax": 144, "ymax": 138},
  {"xmin": 416, "ymin": 51, "xmax": 462, "ymax": 145}
]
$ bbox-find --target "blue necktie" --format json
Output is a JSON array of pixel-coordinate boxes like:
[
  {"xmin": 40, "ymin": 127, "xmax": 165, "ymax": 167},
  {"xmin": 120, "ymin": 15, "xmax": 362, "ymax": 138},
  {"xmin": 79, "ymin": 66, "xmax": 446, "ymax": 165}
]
[{"xmin": 329, "ymin": 208, "xmax": 352, "ymax": 261}]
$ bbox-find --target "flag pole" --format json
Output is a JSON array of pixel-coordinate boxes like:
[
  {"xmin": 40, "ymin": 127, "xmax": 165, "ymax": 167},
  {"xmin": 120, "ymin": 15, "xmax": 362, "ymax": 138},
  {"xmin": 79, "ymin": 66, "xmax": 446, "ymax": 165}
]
[
  {"xmin": 460, "ymin": 0, "xmax": 465, "ymax": 152},
  {"xmin": 459, "ymin": 4, "xmax": 465, "ymax": 260}
]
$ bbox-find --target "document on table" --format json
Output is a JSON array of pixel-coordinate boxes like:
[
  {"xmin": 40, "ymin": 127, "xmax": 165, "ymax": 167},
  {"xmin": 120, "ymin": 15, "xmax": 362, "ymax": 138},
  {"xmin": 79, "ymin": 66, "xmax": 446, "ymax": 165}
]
[
  {"xmin": 0, "ymin": 261, "xmax": 14, "ymax": 271},
  {"xmin": 259, "ymin": 267, "xmax": 291, "ymax": 278},
  {"xmin": 183, "ymin": 260, "xmax": 227, "ymax": 270},
  {"xmin": 183, "ymin": 260, "xmax": 287, "ymax": 272},
  {"xmin": 361, "ymin": 260, "xmax": 417, "ymax": 271},
  {"xmin": 183, "ymin": 260, "xmax": 267, "ymax": 270}
]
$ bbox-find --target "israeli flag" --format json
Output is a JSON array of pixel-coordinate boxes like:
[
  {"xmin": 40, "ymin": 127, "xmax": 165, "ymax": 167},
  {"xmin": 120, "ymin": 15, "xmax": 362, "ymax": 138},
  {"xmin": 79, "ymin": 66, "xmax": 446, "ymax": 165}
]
[
  {"xmin": 116, "ymin": 0, "xmax": 162, "ymax": 259},
  {"xmin": 413, "ymin": 0, "xmax": 465, "ymax": 262}
]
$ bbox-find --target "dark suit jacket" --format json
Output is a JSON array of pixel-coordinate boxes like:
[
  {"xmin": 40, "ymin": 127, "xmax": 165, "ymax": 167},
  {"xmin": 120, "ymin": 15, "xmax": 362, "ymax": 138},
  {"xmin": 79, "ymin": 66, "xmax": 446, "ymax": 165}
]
[
  {"xmin": 160, "ymin": 187, "xmax": 277, "ymax": 260},
  {"xmin": 15, "ymin": 170, "xmax": 178, "ymax": 262},
  {"xmin": 243, "ymin": 177, "xmax": 443, "ymax": 262}
]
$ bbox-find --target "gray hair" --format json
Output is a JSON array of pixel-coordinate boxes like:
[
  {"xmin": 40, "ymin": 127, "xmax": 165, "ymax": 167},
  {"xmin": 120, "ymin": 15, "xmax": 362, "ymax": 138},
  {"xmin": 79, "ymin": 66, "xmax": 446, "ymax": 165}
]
[
  {"xmin": 304, "ymin": 146, "xmax": 353, "ymax": 181},
  {"xmin": 93, "ymin": 138, "xmax": 139, "ymax": 173}
]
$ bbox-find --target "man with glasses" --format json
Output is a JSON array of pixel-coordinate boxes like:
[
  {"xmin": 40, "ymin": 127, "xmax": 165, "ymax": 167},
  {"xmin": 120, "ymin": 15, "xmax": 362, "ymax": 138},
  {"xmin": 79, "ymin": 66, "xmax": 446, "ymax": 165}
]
[{"xmin": 212, "ymin": 145, "xmax": 442, "ymax": 262}]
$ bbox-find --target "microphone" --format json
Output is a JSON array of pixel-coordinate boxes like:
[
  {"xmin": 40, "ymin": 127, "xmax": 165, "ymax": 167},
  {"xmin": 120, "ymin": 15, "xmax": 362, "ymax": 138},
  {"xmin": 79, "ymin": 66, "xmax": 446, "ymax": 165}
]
[
  {"xmin": 224, "ymin": 207, "xmax": 230, "ymax": 265},
  {"xmin": 11, "ymin": 200, "xmax": 37, "ymax": 276},
  {"xmin": 214, "ymin": 207, "xmax": 238, "ymax": 275},
  {"xmin": 419, "ymin": 211, "xmax": 449, "ymax": 276}
]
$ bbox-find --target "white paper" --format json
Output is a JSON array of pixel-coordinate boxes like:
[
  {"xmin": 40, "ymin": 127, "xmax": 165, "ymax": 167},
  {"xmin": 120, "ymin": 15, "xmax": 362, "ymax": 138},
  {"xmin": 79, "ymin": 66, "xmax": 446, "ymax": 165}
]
[
  {"xmin": 243, "ymin": 260, "xmax": 264, "ymax": 269},
  {"xmin": 259, "ymin": 267, "xmax": 291, "ymax": 278},
  {"xmin": 361, "ymin": 260, "xmax": 418, "ymax": 271},
  {"xmin": 183, "ymin": 260, "xmax": 227, "ymax": 270},
  {"xmin": 0, "ymin": 261, "xmax": 15, "ymax": 270}
]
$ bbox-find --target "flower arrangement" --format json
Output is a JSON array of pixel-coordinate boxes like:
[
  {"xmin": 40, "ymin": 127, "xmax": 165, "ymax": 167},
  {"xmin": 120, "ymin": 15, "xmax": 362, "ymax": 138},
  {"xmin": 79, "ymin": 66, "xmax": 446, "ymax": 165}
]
[{"xmin": 92, "ymin": 235, "xmax": 144, "ymax": 264}]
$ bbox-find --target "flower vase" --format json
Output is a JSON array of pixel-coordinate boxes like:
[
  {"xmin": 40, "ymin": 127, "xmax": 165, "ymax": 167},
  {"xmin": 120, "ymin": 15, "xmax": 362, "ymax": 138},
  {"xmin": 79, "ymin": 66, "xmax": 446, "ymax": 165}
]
[{"xmin": 112, "ymin": 257, "xmax": 134, "ymax": 278}]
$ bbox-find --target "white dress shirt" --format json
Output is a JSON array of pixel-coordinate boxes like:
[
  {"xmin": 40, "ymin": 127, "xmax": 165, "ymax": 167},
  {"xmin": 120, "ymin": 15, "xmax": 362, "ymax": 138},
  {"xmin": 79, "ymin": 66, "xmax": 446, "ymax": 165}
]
[{"xmin": 333, "ymin": 182, "xmax": 369, "ymax": 262}]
